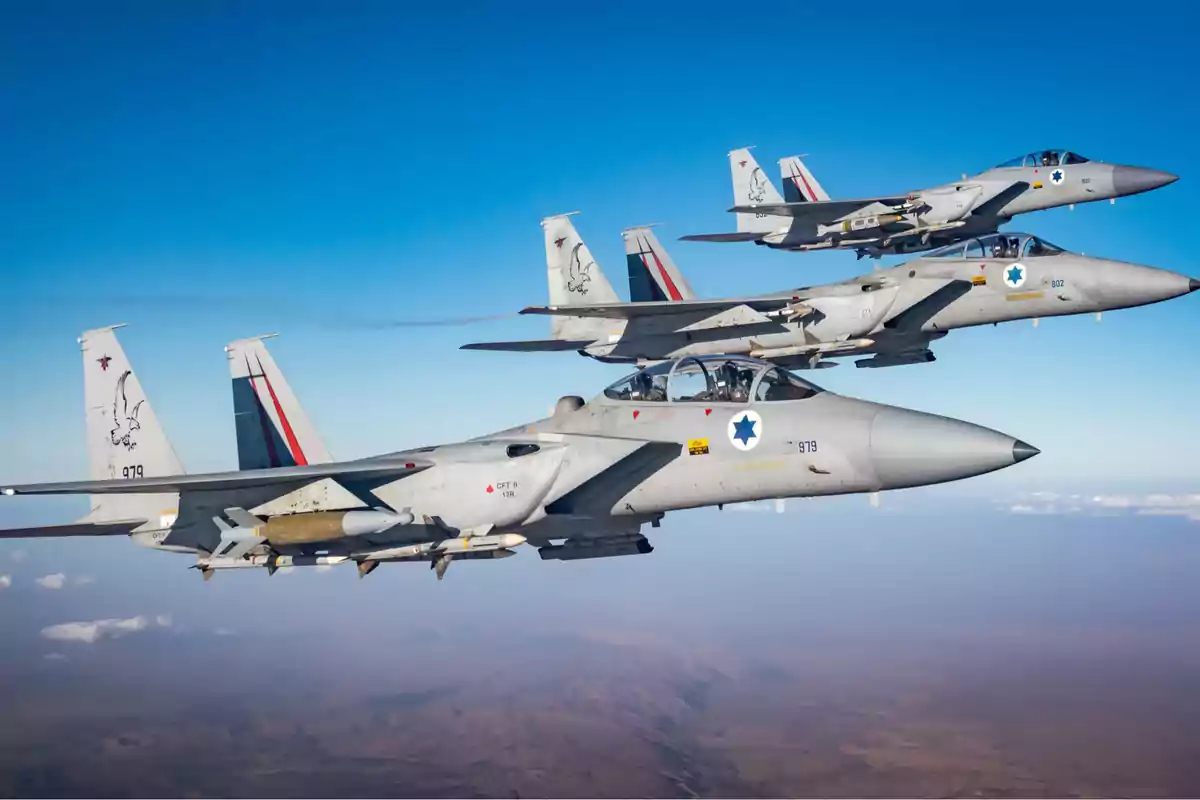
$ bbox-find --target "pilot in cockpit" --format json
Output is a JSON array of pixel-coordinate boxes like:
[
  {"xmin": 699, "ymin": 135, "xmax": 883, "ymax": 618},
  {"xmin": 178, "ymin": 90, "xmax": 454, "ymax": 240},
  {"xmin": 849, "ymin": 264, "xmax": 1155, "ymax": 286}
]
[
  {"xmin": 991, "ymin": 238, "xmax": 1006, "ymax": 259},
  {"xmin": 1040, "ymin": 150, "xmax": 1060, "ymax": 167},
  {"xmin": 734, "ymin": 366, "xmax": 756, "ymax": 401},
  {"xmin": 632, "ymin": 371, "xmax": 667, "ymax": 402},
  {"xmin": 712, "ymin": 362, "xmax": 757, "ymax": 402}
]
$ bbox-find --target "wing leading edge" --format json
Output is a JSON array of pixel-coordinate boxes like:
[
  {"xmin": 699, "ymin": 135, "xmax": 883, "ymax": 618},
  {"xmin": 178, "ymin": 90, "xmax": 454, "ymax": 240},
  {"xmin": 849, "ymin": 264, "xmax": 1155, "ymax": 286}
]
[
  {"xmin": 518, "ymin": 297, "xmax": 798, "ymax": 320},
  {"xmin": 1, "ymin": 458, "xmax": 432, "ymax": 497},
  {"xmin": 729, "ymin": 197, "xmax": 913, "ymax": 219}
]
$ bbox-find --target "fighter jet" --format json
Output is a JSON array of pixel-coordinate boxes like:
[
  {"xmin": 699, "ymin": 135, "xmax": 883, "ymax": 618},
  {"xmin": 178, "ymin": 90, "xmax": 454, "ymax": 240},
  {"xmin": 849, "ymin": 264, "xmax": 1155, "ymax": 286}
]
[
  {"xmin": 683, "ymin": 147, "xmax": 1178, "ymax": 259},
  {"xmin": 463, "ymin": 214, "xmax": 1198, "ymax": 369},
  {"xmin": 0, "ymin": 325, "xmax": 1038, "ymax": 579}
]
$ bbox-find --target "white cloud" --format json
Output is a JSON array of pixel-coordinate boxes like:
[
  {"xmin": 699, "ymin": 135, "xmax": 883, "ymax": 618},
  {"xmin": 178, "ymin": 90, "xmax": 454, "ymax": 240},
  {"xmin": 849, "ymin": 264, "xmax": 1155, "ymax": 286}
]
[
  {"xmin": 1009, "ymin": 492, "xmax": 1200, "ymax": 522},
  {"xmin": 214, "ymin": 627, "xmax": 237, "ymax": 636},
  {"xmin": 43, "ymin": 652, "xmax": 66, "ymax": 661},
  {"xmin": 9, "ymin": 550, "xmax": 26, "ymax": 563},
  {"xmin": 1010, "ymin": 504, "xmax": 1053, "ymax": 515},
  {"xmin": 0, "ymin": 574, "xmax": 10, "ymax": 590},
  {"xmin": 73, "ymin": 575, "xmax": 94, "ymax": 586},
  {"xmin": 40, "ymin": 614, "xmax": 171, "ymax": 644},
  {"xmin": 36, "ymin": 573, "xmax": 66, "ymax": 590},
  {"xmin": 726, "ymin": 500, "xmax": 786, "ymax": 514}
]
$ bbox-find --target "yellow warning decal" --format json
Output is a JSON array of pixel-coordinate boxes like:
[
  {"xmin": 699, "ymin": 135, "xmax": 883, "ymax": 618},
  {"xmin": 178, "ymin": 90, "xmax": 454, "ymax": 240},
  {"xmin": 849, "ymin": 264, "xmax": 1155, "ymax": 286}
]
[
  {"xmin": 1005, "ymin": 291, "xmax": 1045, "ymax": 302},
  {"xmin": 688, "ymin": 438, "xmax": 710, "ymax": 456},
  {"xmin": 971, "ymin": 275, "xmax": 987, "ymax": 285}
]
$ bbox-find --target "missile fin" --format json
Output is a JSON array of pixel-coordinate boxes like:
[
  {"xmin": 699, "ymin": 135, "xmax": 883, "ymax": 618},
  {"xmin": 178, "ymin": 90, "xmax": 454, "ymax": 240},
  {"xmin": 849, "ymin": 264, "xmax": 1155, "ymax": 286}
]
[
  {"xmin": 433, "ymin": 554, "xmax": 452, "ymax": 581},
  {"xmin": 224, "ymin": 507, "xmax": 264, "ymax": 528}
]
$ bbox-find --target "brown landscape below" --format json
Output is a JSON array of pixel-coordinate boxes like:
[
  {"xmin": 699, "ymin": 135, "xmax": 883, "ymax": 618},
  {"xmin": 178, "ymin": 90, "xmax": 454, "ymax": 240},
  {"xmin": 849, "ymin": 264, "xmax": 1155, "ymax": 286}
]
[{"xmin": 2, "ymin": 619, "xmax": 1199, "ymax": 799}]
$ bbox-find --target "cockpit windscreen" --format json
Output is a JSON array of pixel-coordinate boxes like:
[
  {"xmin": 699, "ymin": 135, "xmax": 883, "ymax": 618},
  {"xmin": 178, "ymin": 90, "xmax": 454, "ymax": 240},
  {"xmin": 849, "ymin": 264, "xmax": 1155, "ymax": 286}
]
[
  {"xmin": 603, "ymin": 356, "xmax": 822, "ymax": 404},
  {"xmin": 995, "ymin": 149, "xmax": 1090, "ymax": 169}
]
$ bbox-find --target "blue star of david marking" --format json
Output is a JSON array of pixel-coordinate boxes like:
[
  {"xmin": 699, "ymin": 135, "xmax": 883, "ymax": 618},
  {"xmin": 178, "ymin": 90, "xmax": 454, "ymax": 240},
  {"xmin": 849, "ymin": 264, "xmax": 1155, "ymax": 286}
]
[
  {"xmin": 1006, "ymin": 265, "xmax": 1024, "ymax": 285},
  {"xmin": 732, "ymin": 414, "xmax": 757, "ymax": 445},
  {"xmin": 1052, "ymin": 169, "xmax": 1063, "ymax": 183}
]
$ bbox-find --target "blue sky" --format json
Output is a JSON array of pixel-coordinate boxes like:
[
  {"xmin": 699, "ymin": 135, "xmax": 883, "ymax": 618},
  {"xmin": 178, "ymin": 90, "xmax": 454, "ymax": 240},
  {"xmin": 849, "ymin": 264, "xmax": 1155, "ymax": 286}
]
[{"xmin": 2, "ymin": 0, "xmax": 1197, "ymax": 498}]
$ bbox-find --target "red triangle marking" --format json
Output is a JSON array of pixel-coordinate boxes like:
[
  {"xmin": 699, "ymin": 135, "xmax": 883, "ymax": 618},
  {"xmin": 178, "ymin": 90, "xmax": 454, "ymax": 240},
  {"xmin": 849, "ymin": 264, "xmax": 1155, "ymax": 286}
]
[
  {"xmin": 486, "ymin": 485, "xmax": 494, "ymax": 493},
  {"xmin": 705, "ymin": 408, "xmax": 712, "ymax": 416},
  {"xmin": 632, "ymin": 410, "xmax": 640, "ymax": 419}
]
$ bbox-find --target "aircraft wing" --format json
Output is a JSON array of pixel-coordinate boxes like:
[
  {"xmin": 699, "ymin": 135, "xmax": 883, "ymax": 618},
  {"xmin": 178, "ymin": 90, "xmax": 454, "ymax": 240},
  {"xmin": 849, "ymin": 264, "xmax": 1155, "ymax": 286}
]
[
  {"xmin": 460, "ymin": 338, "xmax": 596, "ymax": 352},
  {"xmin": 728, "ymin": 197, "xmax": 912, "ymax": 219},
  {"xmin": 883, "ymin": 279, "xmax": 974, "ymax": 333},
  {"xmin": 0, "ymin": 458, "xmax": 432, "ymax": 497},
  {"xmin": 0, "ymin": 520, "xmax": 149, "ymax": 539},
  {"xmin": 678, "ymin": 232, "xmax": 767, "ymax": 243},
  {"xmin": 518, "ymin": 298, "xmax": 793, "ymax": 320},
  {"xmin": 967, "ymin": 180, "xmax": 1029, "ymax": 218},
  {"xmin": 545, "ymin": 439, "xmax": 682, "ymax": 517}
]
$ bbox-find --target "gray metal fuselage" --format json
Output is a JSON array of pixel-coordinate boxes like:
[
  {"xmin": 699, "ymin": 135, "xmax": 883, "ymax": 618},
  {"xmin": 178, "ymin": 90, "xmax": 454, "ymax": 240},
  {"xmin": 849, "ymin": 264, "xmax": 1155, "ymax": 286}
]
[
  {"xmin": 147, "ymin": 361, "xmax": 1032, "ymax": 556},
  {"xmin": 567, "ymin": 244, "xmax": 1195, "ymax": 366},
  {"xmin": 768, "ymin": 158, "xmax": 1175, "ymax": 256}
]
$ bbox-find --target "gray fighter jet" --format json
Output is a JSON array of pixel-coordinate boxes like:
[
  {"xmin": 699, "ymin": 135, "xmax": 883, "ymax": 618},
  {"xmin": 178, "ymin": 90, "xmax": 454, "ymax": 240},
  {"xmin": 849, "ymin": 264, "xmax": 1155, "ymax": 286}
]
[
  {"xmin": 463, "ymin": 214, "xmax": 1197, "ymax": 369},
  {"xmin": 683, "ymin": 147, "xmax": 1178, "ymax": 259},
  {"xmin": 0, "ymin": 326, "xmax": 1037, "ymax": 579}
]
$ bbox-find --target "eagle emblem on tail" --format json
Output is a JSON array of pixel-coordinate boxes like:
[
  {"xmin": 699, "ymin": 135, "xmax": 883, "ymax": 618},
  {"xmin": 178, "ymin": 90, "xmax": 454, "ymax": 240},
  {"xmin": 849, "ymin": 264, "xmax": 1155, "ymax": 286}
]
[{"xmin": 110, "ymin": 370, "xmax": 144, "ymax": 451}]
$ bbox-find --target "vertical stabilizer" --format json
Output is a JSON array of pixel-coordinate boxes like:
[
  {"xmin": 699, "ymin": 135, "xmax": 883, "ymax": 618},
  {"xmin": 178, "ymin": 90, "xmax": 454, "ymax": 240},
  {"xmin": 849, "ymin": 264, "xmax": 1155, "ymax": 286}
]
[
  {"xmin": 542, "ymin": 213, "xmax": 620, "ymax": 341},
  {"xmin": 729, "ymin": 146, "xmax": 784, "ymax": 233},
  {"xmin": 79, "ymin": 325, "xmax": 182, "ymax": 522},
  {"xmin": 779, "ymin": 155, "xmax": 831, "ymax": 203},
  {"xmin": 623, "ymin": 225, "xmax": 696, "ymax": 302},
  {"xmin": 226, "ymin": 335, "xmax": 332, "ymax": 470}
]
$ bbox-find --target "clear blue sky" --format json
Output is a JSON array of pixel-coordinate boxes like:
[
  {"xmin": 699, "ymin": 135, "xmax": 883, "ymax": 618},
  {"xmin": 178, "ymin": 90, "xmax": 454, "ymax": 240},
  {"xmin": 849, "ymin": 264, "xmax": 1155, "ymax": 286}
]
[{"xmin": 2, "ymin": 0, "xmax": 1197, "ymax": 495}]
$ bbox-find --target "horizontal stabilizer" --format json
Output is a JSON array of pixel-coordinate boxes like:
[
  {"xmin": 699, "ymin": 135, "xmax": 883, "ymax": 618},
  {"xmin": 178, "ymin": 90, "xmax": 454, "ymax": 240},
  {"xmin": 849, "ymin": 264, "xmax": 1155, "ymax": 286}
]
[
  {"xmin": 460, "ymin": 338, "xmax": 596, "ymax": 353},
  {"xmin": 678, "ymin": 232, "xmax": 766, "ymax": 243},
  {"xmin": 729, "ymin": 197, "xmax": 911, "ymax": 219},
  {"xmin": 0, "ymin": 519, "xmax": 148, "ymax": 539},
  {"xmin": 520, "ymin": 298, "xmax": 793, "ymax": 320},
  {"xmin": 1, "ymin": 458, "xmax": 431, "ymax": 497}
]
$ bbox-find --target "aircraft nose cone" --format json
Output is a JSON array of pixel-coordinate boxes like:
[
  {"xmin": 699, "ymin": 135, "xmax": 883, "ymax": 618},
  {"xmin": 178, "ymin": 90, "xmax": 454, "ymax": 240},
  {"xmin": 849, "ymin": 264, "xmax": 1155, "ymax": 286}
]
[
  {"xmin": 1094, "ymin": 264, "xmax": 1197, "ymax": 306},
  {"xmin": 1012, "ymin": 440, "xmax": 1041, "ymax": 463},
  {"xmin": 870, "ymin": 408, "xmax": 1036, "ymax": 490},
  {"xmin": 1112, "ymin": 166, "xmax": 1178, "ymax": 197}
]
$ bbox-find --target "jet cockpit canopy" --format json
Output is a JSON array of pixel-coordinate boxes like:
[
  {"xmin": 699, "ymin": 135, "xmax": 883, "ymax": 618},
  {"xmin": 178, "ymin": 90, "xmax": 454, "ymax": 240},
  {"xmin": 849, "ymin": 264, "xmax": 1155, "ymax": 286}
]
[
  {"xmin": 602, "ymin": 355, "xmax": 823, "ymax": 405},
  {"xmin": 994, "ymin": 149, "xmax": 1091, "ymax": 169},
  {"xmin": 923, "ymin": 232, "xmax": 1067, "ymax": 261}
]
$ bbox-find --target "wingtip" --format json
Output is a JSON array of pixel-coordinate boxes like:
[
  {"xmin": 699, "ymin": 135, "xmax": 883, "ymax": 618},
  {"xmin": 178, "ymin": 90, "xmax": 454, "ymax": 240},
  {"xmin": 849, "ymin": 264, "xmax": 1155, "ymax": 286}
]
[
  {"xmin": 224, "ymin": 332, "xmax": 280, "ymax": 351},
  {"xmin": 78, "ymin": 323, "xmax": 129, "ymax": 343},
  {"xmin": 621, "ymin": 222, "xmax": 665, "ymax": 233},
  {"xmin": 540, "ymin": 211, "xmax": 581, "ymax": 226}
]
